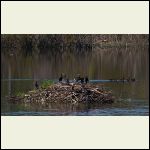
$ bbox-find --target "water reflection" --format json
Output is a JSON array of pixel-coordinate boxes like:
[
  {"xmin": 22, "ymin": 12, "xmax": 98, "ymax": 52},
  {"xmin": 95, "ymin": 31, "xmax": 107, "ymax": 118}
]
[{"xmin": 1, "ymin": 45, "xmax": 149, "ymax": 115}]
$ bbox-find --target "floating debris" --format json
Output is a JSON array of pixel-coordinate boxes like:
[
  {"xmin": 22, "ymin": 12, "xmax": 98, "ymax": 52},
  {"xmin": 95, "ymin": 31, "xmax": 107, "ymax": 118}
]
[{"xmin": 8, "ymin": 83, "xmax": 115, "ymax": 104}]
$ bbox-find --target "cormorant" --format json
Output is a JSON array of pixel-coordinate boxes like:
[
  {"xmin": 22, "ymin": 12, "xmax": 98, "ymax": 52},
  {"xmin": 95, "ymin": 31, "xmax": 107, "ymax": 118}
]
[
  {"xmin": 127, "ymin": 77, "xmax": 131, "ymax": 82},
  {"xmin": 85, "ymin": 76, "xmax": 89, "ymax": 84},
  {"xmin": 66, "ymin": 78, "xmax": 70, "ymax": 85},
  {"xmin": 76, "ymin": 74, "xmax": 81, "ymax": 82},
  {"xmin": 59, "ymin": 73, "xmax": 63, "ymax": 82},
  {"xmin": 35, "ymin": 81, "xmax": 39, "ymax": 89},
  {"xmin": 80, "ymin": 77, "xmax": 84, "ymax": 84},
  {"xmin": 131, "ymin": 78, "xmax": 135, "ymax": 82}
]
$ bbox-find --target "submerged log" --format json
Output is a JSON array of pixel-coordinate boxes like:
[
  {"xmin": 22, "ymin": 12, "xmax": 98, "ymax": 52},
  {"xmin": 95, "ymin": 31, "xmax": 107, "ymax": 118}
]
[{"xmin": 8, "ymin": 83, "xmax": 115, "ymax": 104}]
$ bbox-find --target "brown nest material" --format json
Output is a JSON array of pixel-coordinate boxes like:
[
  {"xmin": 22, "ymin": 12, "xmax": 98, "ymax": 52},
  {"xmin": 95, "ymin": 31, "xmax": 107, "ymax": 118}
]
[{"xmin": 8, "ymin": 83, "xmax": 115, "ymax": 104}]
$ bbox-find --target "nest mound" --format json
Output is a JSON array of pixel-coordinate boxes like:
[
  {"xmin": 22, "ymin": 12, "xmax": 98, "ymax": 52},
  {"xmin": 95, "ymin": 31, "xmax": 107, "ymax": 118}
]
[{"xmin": 9, "ymin": 83, "xmax": 115, "ymax": 104}]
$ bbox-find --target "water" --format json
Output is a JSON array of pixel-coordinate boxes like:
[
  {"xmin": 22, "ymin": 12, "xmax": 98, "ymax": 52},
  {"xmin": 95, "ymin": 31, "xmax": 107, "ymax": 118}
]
[{"xmin": 1, "ymin": 46, "xmax": 149, "ymax": 116}]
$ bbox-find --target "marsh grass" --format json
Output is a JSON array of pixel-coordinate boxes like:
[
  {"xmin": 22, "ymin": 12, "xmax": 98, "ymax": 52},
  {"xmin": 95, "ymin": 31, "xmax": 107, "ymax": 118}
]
[
  {"xmin": 16, "ymin": 92, "xmax": 25, "ymax": 98},
  {"xmin": 14, "ymin": 80, "xmax": 54, "ymax": 97},
  {"xmin": 41, "ymin": 80, "xmax": 54, "ymax": 89}
]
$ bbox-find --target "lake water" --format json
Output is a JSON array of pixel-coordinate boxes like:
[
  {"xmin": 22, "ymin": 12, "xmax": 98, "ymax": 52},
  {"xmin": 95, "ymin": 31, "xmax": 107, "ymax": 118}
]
[{"xmin": 1, "ymin": 45, "xmax": 149, "ymax": 115}]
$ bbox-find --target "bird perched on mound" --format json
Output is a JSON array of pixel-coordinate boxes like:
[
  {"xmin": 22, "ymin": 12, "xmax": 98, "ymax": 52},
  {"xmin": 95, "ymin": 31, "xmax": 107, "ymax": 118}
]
[
  {"xmin": 80, "ymin": 77, "xmax": 84, "ymax": 84},
  {"xmin": 126, "ymin": 77, "xmax": 136, "ymax": 82},
  {"xmin": 75, "ymin": 74, "xmax": 85, "ymax": 84},
  {"xmin": 131, "ymin": 78, "xmax": 136, "ymax": 82},
  {"xmin": 85, "ymin": 76, "xmax": 89, "ymax": 84},
  {"xmin": 35, "ymin": 81, "xmax": 39, "ymax": 89},
  {"xmin": 59, "ymin": 73, "xmax": 63, "ymax": 82},
  {"xmin": 66, "ymin": 78, "xmax": 70, "ymax": 85},
  {"xmin": 75, "ymin": 74, "xmax": 81, "ymax": 82},
  {"xmin": 75, "ymin": 74, "xmax": 89, "ymax": 84}
]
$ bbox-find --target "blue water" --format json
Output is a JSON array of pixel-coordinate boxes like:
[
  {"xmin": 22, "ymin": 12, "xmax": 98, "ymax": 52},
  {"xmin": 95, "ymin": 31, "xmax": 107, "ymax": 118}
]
[
  {"xmin": 2, "ymin": 105, "xmax": 149, "ymax": 116},
  {"xmin": 1, "ymin": 80, "xmax": 149, "ymax": 116},
  {"xmin": 1, "ymin": 46, "xmax": 149, "ymax": 116}
]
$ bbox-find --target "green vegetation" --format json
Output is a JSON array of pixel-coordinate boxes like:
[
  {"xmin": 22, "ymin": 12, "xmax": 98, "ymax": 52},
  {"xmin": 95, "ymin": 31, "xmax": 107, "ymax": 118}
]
[
  {"xmin": 15, "ymin": 80, "xmax": 54, "ymax": 98},
  {"xmin": 41, "ymin": 80, "xmax": 54, "ymax": 89},
  {"xmin": 16, "ymin": 92, "xmax": 25, "ymax": 98},
  {"xmin": 14, "ymin": 80, "xmax": 54, "ymax": 97}
]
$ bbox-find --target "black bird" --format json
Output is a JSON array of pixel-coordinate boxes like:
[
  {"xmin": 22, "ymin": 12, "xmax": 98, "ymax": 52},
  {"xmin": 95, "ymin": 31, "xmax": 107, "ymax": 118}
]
[
  {"xmin": 59, "ymin": 73, "xmax": 63, "ymax": 82},
  {"xmin": 131, "ymin": 78, "xmax": 135, "ymax": 82},
  {"xmin": 127, "ymin": 76, "xmax": 130, "ymax": 82},
  {"xmin": 76, "ymin": 74, "xmax": 81, "ymax": 82},
  {"xmin": 80, "ymin": 77, "xmax": 84, "ymax": 84},
  {"xmin": 35, "ymin": 81, "xmax": 39, "ymax": 89},
  {"xmin": 66, "ymin": 78, "xmax": 70, "ymax": 85},
  {"xmin": 85, "ymin": 76, "xmax": 89, "ymax": 84}
]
